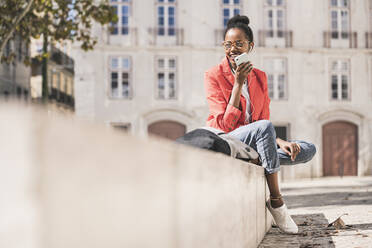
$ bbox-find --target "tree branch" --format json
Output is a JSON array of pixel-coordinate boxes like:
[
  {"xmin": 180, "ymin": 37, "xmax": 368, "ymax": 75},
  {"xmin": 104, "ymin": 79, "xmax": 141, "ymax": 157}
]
[{"xmin": 0, "ymin": 0, "xmax": 34, "ymax": 59}]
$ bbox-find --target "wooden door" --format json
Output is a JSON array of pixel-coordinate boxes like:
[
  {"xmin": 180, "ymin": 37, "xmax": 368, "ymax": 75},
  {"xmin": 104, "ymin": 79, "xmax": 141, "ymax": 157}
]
[
  {"xmin": 322, "ymin": 121, "xmax": 358, "ymax": 176},
  {"xmin": 148, "ymin": 121, "xmax": 186, "ymax": 140}
]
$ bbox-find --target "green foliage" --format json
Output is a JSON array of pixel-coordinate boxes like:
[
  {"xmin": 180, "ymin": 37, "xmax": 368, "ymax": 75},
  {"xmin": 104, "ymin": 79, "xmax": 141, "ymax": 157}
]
[{"xmin": 0, "ymin": 0, "xmax": 118, "ymax": 62}]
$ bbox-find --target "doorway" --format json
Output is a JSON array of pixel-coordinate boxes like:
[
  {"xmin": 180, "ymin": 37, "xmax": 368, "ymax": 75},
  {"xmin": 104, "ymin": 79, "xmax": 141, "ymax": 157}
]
[
  {"xmin": 148, "ymin": 120, "xmax": 186, "ymax": 140},
  {"xmin": 322, "ymin": 121, "xmax": 358, "ymax": 176}
]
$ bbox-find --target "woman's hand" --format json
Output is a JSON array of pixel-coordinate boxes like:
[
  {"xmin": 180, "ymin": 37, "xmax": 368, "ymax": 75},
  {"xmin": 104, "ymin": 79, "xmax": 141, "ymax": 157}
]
[
  {"xmin": 235, "ymin": 61, "xmax": 253, "ymax": 85},
  {"xmin": 277, "ymin": 139, "xmax": 301, "ymax": 161}
]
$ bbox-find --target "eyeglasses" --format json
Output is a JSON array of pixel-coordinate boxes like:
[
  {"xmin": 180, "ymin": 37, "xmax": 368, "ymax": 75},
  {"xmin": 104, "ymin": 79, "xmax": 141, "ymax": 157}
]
[{"xmin": 222, "ymin": 40, "xmax": 249, "ymax": 50}]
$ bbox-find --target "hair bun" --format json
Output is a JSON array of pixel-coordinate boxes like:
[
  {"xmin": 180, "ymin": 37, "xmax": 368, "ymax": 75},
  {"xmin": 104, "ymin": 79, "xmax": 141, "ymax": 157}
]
[{"xmin": 227, "ymin": 15, "xmax": 250, "ymax": 27}]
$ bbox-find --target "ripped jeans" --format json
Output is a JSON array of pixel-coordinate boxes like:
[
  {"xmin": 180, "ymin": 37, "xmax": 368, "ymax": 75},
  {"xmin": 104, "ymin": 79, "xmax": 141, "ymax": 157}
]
[{"xmin": 228, "ymin": 120, "xmax": 316, "ymax": 174}]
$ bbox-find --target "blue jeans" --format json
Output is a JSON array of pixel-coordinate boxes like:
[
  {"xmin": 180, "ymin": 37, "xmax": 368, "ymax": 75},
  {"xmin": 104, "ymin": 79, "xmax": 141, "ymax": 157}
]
[{"xmin": 228, "ymin": 120, "xmax": 316, "ymax": 174}]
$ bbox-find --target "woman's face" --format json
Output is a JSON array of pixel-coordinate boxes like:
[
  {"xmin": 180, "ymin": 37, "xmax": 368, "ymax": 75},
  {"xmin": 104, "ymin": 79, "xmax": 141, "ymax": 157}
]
[{"xmin": 224, "ymin": 28, "xmax": 252, "ymax": 69}]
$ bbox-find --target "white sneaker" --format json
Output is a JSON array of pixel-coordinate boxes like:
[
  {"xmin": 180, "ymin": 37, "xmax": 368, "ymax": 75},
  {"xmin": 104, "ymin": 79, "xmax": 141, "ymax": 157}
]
[{"xmin": 266, "ymin": 200, "xmax": 298, "ymax": 234}]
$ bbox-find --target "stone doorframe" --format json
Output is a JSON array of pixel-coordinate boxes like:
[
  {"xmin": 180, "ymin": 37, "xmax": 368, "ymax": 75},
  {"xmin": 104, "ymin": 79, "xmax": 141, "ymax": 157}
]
[{"xmin": 316, "ymin": 109, "xmax": 364, "ymax": 177}]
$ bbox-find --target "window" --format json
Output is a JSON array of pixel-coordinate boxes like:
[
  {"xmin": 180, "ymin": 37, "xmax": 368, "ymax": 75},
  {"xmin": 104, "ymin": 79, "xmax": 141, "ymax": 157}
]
[
  {"xmin": 48, "ymin": 69, "xmax": 53, "ymax": 95},
  {"xmin": 24, "ymin": 42, "xmax": 29, "ymax": 58},
  {"xmin": 51, "ymin": 70, "xmax": 60, "ymax": 98},
  {"xmin": 274, "ymin": 125, "xmax": 288, "ymax": 140},
  {"xmin": 111, "ymin": 123, "xmax": 131, "ymax": 132},
  {"xmin": 156, "ymin": 57, "xmax": 177, "ymax": 99},
  {"xmin": 264, "ymin": 0, "xmax": 286, "ymax": 38},
  {"xmin": 110, "ymin": 0, "xmax": 131, "ymax": 35},
  {"xmin": 5, "ymin": 40, "xmax": 11, "ymax": 57},
  {"xmin": 109, "ymin": 56, "xmax": 132, "ymax": 99},
  {"xmin": 330, "ymin": 59, "xmax": 350, "ymax": 100},
  {"xmin": 66, "ymin": 76, "xmax": 72, "ymax": 96},
  {"xmin": 18, "ymin": 39, "xmax": 23, "ymax": 62},
  {"xmin": 264, "ymin": 58, "xmax": 287, "ymax": 100},
  {"xmin": 156, "ymin": 0, "xmax": 176, "ymax": 36},
  {"xmin": 52, "ymin": 71, "xmax": 59, "ymax": 91},
  {"xmin": 222, "ymin": 0, "xmax": 242, "ymax": 28},
  {"xmin": 330, "ymin": 0, "xmax": 349, "ymax": 39},
  {"xmin": 63, "ymin": 75, "xmax": 68, "ymax": 94}
]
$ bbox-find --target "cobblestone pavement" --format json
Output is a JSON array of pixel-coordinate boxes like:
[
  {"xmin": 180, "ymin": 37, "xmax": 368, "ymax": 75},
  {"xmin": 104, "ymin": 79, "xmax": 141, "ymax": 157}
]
[{"xmin": 259, "ymin": 177, "xmax": 372, "ymax": 248}]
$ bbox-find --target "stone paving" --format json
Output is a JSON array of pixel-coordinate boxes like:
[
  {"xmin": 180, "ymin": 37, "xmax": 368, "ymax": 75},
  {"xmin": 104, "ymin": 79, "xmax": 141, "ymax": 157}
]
[{"xmin": 259, "ymin": 177, "xmax": 372, "ymax": 248}]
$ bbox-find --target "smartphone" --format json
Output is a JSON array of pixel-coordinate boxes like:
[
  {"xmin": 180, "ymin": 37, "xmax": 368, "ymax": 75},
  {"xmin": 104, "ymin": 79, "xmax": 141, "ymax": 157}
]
[{"xmin": 234, "ymin": 53, "xmax": 250, "ymax": 66}]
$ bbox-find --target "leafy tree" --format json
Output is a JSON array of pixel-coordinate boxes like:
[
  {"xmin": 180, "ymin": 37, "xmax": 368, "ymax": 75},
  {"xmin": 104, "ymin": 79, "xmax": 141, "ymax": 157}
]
[
  {"xmin": 0, "ymin": 0, "xmax": 34, "ymax": 60},
  {"xmin": 0, "ymin": 0, "xmax": 117, "ymax": 100}
]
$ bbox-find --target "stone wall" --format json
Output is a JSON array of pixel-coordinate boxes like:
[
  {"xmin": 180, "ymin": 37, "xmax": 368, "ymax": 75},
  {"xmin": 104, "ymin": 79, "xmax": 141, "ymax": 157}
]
[{"xmin": 0, "ymin": 103, "xmax": 272, "ymax": 248}]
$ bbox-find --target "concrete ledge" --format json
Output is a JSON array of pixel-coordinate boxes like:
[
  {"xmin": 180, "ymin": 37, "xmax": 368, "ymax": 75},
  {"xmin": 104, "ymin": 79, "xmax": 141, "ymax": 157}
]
[{"xmin": 0, "ymin": 103, "xmax": 272, "ymax": 248}]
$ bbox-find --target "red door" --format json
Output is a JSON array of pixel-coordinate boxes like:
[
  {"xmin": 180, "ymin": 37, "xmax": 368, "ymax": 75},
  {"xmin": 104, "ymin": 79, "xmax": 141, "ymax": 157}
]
[
  {"xmin": 148, "ymin": 121, "xmax": 186, "ymax": 140},
  {"xmin": 322, "ymin": 121, "xmax": 358, "ymax": 176}
]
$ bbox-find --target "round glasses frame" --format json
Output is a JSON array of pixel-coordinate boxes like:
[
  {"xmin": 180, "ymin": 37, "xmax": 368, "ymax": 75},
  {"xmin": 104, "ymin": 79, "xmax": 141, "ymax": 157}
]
[{"xmin": 222, "ymin": 40, "xmax": 250, "ymax": 50}]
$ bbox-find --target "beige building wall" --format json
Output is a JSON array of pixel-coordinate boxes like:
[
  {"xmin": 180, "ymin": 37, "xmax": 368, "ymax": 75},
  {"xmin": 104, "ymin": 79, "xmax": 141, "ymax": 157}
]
[{"xmin": 72, "ymin": 0, "xmax": 372, "ymax": 179}]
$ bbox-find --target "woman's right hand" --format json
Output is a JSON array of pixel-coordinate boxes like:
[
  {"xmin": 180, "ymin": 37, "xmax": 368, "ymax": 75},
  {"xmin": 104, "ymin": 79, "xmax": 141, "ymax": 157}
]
[{"xmin": 235, "ymin": 61, "xmax": 253, "ymax": 85}]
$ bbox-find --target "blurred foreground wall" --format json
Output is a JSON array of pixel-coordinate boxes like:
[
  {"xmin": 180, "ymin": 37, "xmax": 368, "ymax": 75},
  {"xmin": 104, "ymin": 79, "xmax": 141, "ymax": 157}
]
[{"xmin": 0, "ymin": 103, "xmax": 271, "ymax": 248}]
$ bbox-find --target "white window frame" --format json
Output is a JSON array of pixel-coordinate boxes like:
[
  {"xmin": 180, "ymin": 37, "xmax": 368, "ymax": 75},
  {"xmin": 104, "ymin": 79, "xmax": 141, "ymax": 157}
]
[
  {"xmin": 110, "ymin": 0, "xmax": 131, "ymax": 35},
  {"xmin": 221, "ymin": 0, "xmax": 242, "ymax": 28},
  {"xmin": 329, "ymin": 59, "xmax": 350, "ymax": 101},
  {"xmin": 264, "ymin": 0, "xmax": 286, "ymax": 38},
  {"xmin": 329, "ymin": 0, "xmax": 350, "ymax": 39},
  {"xmin": 155, "ymin": 0, "xmax": 177, "ymax": 36},
  {"xmin": 108, "ymin": 56, "xmax": 132, "ymax": 99},
  {"xmin": 155, "ymin": 56, "xmax": 177, "ymax": 100},
  {"xmin": 263, "ymin": 57, "xmax": 288, "ymax": 101}
]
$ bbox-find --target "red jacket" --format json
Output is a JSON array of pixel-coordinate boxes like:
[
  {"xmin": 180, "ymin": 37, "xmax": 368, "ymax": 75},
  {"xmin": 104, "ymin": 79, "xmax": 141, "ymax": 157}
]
[{"xmin": 204, "ymin": 57, "xmax": 270, "ymax": 133}]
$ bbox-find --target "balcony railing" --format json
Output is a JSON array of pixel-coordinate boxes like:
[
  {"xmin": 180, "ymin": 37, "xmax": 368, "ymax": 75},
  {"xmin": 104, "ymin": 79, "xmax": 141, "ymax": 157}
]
[
  {"xmin": 147, "ymin": 27, "xmax": 184, "ymax": 46},
  {"xmin": 257, "ymin": 30, "xmax": 293, "ymax": 48},
  {"xmin": 50, "ymin": 46, "xmax": 75, "ymax": 74},
  {"xmin": 106, "ymin": 27, "xmax": 138, "ymax": 46},
  {"xmin": 323, "ymin": 31, "xmax": 357, "ymax": 48},
  {"xmin": 366, "ymin": 32, "xmax": 372, "ymax": 49},
  {"xmin": 49, "ymin": 88, "xmax": 74, "ymax": 108}
]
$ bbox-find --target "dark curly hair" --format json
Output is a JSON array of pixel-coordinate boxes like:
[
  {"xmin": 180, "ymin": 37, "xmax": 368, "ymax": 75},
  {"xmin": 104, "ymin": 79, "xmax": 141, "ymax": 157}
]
[{"xmin": 223, "ymin": 15, "xmax": 254, "ymax": 42}]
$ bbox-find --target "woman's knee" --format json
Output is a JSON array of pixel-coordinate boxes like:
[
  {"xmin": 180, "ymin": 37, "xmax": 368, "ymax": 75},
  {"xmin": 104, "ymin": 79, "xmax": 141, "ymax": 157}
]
[
  {"xmin": 308, "ymin": 143, "xmax": 317, "ymax": 159},
  {"xmin": 255, "ymin": 120, "xmax": 275, "ymax": 135},
  {"xmin": 300, "ymin": 142, "xmax": 317, "ymax": 163}
]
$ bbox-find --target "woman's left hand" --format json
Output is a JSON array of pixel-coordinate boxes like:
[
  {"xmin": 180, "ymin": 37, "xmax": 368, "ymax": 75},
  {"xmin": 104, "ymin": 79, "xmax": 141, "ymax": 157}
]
[{"xmin": 277, "ymin": 140, "xmax": 301, "ymax": 161}]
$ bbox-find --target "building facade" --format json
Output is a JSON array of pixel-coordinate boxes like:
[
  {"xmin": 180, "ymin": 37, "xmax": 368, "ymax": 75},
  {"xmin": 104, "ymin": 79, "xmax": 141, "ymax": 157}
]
[
  {"xmin": 0, "ymin": 35, "xmax": 31, "ymax": 99},
  {"xmin": 30, "ymin": 41, "xmax": 75, "ymax": 112},
  {"xmin": 71, "ymin": 0, "xmax": 372, "ymax": 179}
]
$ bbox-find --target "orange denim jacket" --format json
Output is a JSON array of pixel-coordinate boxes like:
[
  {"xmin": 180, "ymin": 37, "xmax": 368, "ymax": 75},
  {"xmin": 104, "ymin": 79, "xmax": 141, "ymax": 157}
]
[{"xmin": 204, "ymin": 57, "xmax": 270, "ymax": 133}]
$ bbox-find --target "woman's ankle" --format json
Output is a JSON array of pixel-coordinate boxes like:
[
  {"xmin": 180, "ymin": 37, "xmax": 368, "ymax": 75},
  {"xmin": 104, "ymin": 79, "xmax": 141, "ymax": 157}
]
[
  {"xmin": 271, "ymin": 198, "xmax": 284, "ymax": 208},
  {"xmin": 270, "ymin": 194, "xmax": 284, "ymax": 208}
]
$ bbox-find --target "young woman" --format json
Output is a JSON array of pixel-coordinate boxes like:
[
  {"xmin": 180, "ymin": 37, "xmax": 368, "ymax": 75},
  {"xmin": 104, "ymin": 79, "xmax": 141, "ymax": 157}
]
[{"xmin": 204, "ymin": 15, "xmax": 316, "ymax": 234}]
